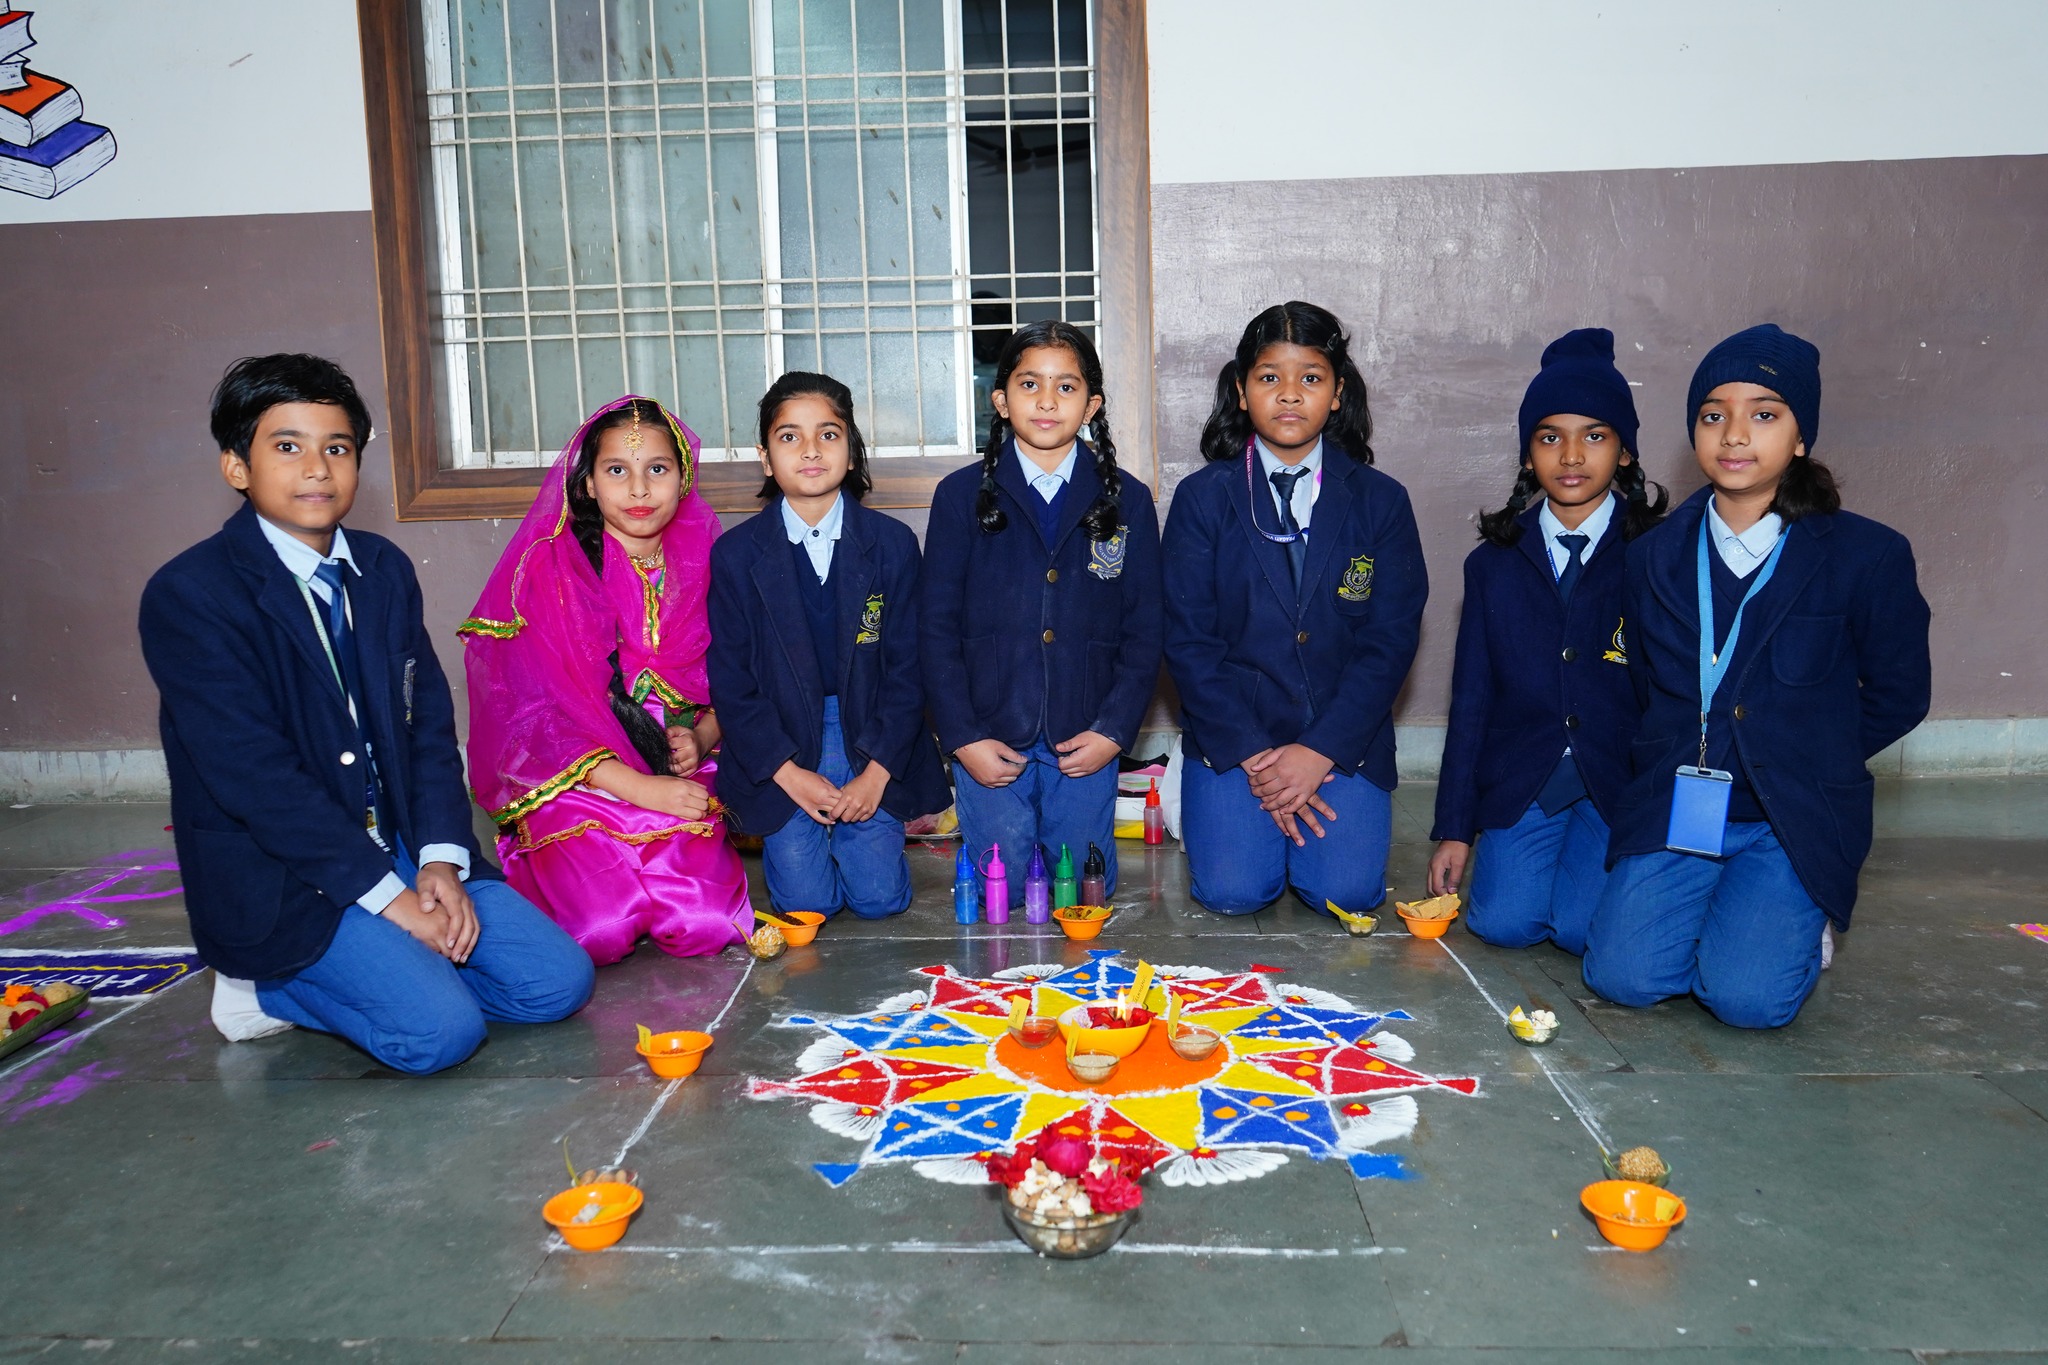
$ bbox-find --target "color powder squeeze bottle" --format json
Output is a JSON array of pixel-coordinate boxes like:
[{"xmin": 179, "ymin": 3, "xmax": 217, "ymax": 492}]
[
  {"xmin": 983, "ymin": 843, "xmax": 1010, "ymax": 925},
  {"xmin": 1143, "ymin": 779, "xmax": 1165, "ymax": 845},
  {"xmin": 1080, "ymin": 842, "xmax": 1107, "ymax": 906},
  {"xmin": 1052, "ymin": 843, "xmax": 1078, "ymax": 911},
  {"xmin": 1023, "ymin": 845, "xmax": 1052, "ymax": 924},
  {"xmin": 953, "ymin": 845, "xmax": 979, "ymax": 925}
]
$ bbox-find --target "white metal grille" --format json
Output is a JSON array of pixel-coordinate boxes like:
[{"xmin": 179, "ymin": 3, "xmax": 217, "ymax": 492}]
[{"xmin": 421, "ymin": 0, "xmax": 1100, "ymax": 468}]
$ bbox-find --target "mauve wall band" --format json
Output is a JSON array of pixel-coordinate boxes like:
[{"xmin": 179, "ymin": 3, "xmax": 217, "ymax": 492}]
[
  {"xmin": 3, "ymin": 154, "xmax": 2044, "ymax": 750},
  {"xmin": 1151, "ymin": 154, "xmax": 2048, "ymax": 722}
]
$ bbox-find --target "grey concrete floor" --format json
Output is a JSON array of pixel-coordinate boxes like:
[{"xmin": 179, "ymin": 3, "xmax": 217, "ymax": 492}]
[{"xmin": 1, "ymin": 780, "xmax": 2044, "ymax": 1363}]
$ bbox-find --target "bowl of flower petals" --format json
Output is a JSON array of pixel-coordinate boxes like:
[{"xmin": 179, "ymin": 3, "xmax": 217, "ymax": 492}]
[
  {"xmin": 1601, "ymin": 1145, "xmax": 1671, "ymax": 1188},
  {"xmin": 987, "ymin": 1137, "xmax": 1143, "ymax": 1259},
  {"xmin": 1507, "ymin": 1006, "xmax": 1559, "ymax": 1046}
]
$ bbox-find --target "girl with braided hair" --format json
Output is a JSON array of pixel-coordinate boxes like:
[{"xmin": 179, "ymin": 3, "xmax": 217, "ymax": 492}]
[{"xmin": 920, "ymin": 321, "xmax": 1163, "ymax": 910}]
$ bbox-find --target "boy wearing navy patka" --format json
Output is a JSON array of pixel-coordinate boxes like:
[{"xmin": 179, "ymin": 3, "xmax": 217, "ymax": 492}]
[
  {"xmin": 1582, "ymin": 326, "xmax": 1930, "ymax": 1028},
  {"xmin": 1429, "ymin": 329, "xmax": 1665, "ymax": 953},
  {"xmin": 140, "ymin": 355, "xmax": 593, "ymax": 1073}
]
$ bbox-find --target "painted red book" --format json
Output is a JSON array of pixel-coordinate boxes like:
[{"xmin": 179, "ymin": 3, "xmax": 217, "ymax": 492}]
[
  {"xmin": 0, "ymin": 69, "xmax": 80, "ymax": 146},
  {"xmin": 0, "ymin": 12, "xmax": 31, "ymax": 63}
]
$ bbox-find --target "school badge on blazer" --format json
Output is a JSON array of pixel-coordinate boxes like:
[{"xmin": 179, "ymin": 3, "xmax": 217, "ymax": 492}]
[
  {"xmin": 856, "ymin": 592, "xmax": 884, "ymax": 645},
  {"xmin": 1337, "ymin": 554, "xmax": 1375, "ymax": 602},
  {"xmin": 1087, "ymin": 528, "xmax": 1128, "ymax": 580},
  {"xmin": 1603, "ymin": 618, "xmax": 1628, "ymax": 665}
]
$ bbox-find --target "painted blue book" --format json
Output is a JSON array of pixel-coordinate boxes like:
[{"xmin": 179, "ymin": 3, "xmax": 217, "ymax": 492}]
[{"xmin": 0, "ymin": 118, "xmax": 113, "ymax": 198}]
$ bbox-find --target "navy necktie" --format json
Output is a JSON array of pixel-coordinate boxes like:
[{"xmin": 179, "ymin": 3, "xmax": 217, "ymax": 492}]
[
  {"xmin": 1270, "ymin": 467, "xmax": 1309, "ymax": 586},
  {"xmin": 1555, "ymin": 532, "xmax": 1590, "ymax": 605},
  {"xmin": 312, "ymin": 561, "xmax": 384, "ymax": 834}
]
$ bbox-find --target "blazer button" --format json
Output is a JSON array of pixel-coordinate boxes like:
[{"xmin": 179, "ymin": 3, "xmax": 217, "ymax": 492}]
[
  {"xmin": 1296, "ymin": 630, "xmax": 1310, "ymax": 644},
  {"xmin": 1733, "ymin": 704, "xmax": 1749, "ymax": 720},
  {"xmin": 1564, "ymin": 715, "xmax": 1580, "ymax": 730},
  {"xmin": 340, "ymin": 751, "xmax": 357, "ymax": 766},
  {"xmin": 1046, "ymin": 568, "xmax": 1059, "ymax": 584},
  {"xmin": 1561, "ymin": 647, "xmax": 1577, "ymax": 662},
  {"xmin": 1042, "ymin": 628, "xmax": 1055, "ymax": 644}
]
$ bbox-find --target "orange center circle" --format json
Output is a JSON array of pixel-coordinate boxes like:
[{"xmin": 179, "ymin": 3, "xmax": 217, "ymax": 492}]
[{"xmin": 994, "ymin": 1022, "xmax": 1230, "ymax": 1095}]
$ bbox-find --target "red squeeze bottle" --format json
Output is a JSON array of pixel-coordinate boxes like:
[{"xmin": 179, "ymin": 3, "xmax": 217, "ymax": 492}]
[{"xmin": 1143, "ymin": 778, "xmax": 1164, "ymax": 845}]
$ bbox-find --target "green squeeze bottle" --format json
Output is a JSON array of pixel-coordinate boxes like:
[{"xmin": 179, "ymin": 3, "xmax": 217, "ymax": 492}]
[{"xmin": 1052, "ymin": 843, "xmax": 1078, "ymax": 911}]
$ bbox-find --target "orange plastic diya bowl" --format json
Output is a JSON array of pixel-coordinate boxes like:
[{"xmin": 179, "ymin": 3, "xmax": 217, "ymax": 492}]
[
  {"xmin": 1057, "ymin": 1003, "xmax": 1154, "ymax": 1059},
  {"xmin": 1580, "ymin": 1179, "xmax": 1687, "ymax": 1252},
  {"xmin": 1053, "ymin": 905, "xmax": 1111, "ymax": 940},
  {"xmin": 636, "ymin": 1029, "xmax": 713, "ymax": 1079},
  {"xmin": 542, "ymin": 1180, "xmax": 644, "ymax": 1251},
  {"xmin": 1395, "ymin": 904, "xmax": 1461, "ymax": 940},
  {"xmin": 773, "ymin": 911, "xmax": 827, "ymax": 946}
]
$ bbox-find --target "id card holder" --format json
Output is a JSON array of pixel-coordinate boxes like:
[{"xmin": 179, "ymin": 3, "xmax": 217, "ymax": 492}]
[{"xmin": 1666, "ymin": 765, "xmax": 1733, "ymax": 857}]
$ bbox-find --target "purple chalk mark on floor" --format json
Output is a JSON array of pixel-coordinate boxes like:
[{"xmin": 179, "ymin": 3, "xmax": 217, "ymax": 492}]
[{"xmin": 0, "ymin": 854, "xmax": 181, "ymax": 937}]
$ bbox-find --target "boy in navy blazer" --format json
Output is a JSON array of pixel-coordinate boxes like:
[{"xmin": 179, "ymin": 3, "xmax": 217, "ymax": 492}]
[
  {"xmin": 1582, "ymin": 326, "xmax": 1930, "ymax": 1028},
  {"xmin": 708, "ymin": 371, "xmax": 948, "ymax": 917},
  {"xmin": 139, "ymin": 355, "xmax": 593, "ymax": 1073}
]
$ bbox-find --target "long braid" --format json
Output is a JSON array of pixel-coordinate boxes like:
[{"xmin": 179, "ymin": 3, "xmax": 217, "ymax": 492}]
[
  {"xmin": 1615, "ymin": 455, "xmax": 1670, "ymax": 541},
  {"xmin": 1476, "ymin": 464, "xmax": 1543, "ymax": 546},
  {"xmin": 1081, "ymin": 405, "xmax": 1124, "ymax": 541},
  {"xmin": 974, "ymin": 411, "xmax": 1011, "ymax": 534}
]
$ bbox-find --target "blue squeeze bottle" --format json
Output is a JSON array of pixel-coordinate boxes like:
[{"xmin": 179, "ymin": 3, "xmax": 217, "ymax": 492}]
[
  {"xmin": 952, "ymin": 845, "xmax": 978, "ymax": 925},
  {"xmin": 1023, "ymin": 845, "xmax": 1052, "ymax": 924},
  {"xmin": 983, "ymin": 842, "xmax": 1010, "ymax": 925}
]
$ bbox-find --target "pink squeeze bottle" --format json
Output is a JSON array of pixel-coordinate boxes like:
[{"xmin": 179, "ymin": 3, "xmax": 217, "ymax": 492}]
[{"xmin": 983, "ymin": 843, "xmax": 1010, "ymax": 924}]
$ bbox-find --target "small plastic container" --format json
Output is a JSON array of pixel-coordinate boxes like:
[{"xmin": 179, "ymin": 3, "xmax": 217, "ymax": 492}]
[
  {"xmin": 767, "ymin": 911, "xmax": 826, "ymax": 947},
  {"xmin": 1053, "ymin": 905, "xmax": 1110, "ymax": 940},
  {"xmin": 543, "ymin": 1180, "xmax": 645, "ymax": 1251},
  {"xmin": 1601, "ymin": 1150, "xmax": 1672, "ymax": 1188},
  {"xmin": 1395, "ymin": 904, "xmax": 1460, "ymax": 939},
  {"xmin": 1002, "ymin": 1201, "xmax": 1135, "ymax": 1258},
  {"xmin": 1167, "ymin": 1024, "xmax": 1222, "ymax": 1061},
  {"xmin": 1057, "ymin": 1003, "xmax": 1153, "ymax": 1058},
  {"xmin": 1580, "ymin": 1180, "xmax": 1686, "ymax": 1252},
  {"xmin": 1009, "ymin": 1015, "xmax": 1060, "ymax": 1048},
  {"xmin": 1064, "ymin": 1052, "xmax": 1120, "ymax": 1084},
  {"xmin": 636, "ymin": 1029, "xmax": 713, "ymax": 1078}
]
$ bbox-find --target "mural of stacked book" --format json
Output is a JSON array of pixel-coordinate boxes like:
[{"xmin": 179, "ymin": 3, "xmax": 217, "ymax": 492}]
[{"xmin": 0, "ymin": 6, "xmax": 116, "ymax": 200}]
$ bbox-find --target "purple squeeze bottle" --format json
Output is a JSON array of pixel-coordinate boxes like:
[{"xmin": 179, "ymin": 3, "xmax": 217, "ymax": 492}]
[
  {"xmin": 1023, "ymin": 845, "xmax": 1052, "ymax": 924},
  {"xmin": 983, "ymin": 842, "xmax": 1010, "ymax": 924}
]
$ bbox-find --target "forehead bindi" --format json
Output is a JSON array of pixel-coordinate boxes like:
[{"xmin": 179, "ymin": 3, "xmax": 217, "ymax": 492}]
[{"xmin": 1011, "ymin": 347, "xmax": 1085, "ymax": 387}]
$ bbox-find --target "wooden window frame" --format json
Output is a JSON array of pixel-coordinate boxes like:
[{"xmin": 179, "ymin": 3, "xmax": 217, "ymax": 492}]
[{"xmin": 357, "ymin": 0, "xmax": 1153, "ymax": 520}]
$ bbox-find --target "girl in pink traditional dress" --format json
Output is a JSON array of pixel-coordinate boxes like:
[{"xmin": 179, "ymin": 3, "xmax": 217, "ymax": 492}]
[{"xmin": 460, "ymin": 396, "xmax": 751, "ymax": 964}]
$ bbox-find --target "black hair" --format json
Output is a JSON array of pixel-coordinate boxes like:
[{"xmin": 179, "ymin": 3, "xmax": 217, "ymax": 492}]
[
  {"xmin": 974, "ymin": 320, "xmax": 1122, "ymax": 541},
  {"xmin": 1477, "ymin": 438, "xmax": 1669, "ymax": 547},
  {"xmin": 210, "ymin": 354, "xmax": 373, "ymax": 497},
  {"xmin": 562, "ymin": 397, "xmax": 689, "ymax": 777},
  {"xmin": 1199, "ymin": 301, "xmax": 1374, "ymax": 466},
  {"xmin": 1768, "ymin": 456, "xmax": 1842, "ymax": 522},
  {"xmin": 754, "ymin": 371, "xmax": 873, "ymax": 503}
]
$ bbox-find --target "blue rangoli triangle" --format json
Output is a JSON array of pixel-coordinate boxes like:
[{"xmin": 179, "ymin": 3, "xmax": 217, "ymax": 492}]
[
  {"xmin": 1347, "ymin": 1152, "xmax": 1416, "ymax": 1181},
  {"xmin": 867, "ymin": 1093, "xmax": 1026, "ymax": 1161},
  {"xmin": 1196, "ymin": 1085, "xmax": 1345, "ymax": 1157},
  {"xmin": 813, "ymin": 1163, "xmax": 861, "ymax": 1187}
]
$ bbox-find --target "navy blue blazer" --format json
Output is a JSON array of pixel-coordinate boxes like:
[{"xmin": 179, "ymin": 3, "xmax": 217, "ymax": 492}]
[
  {"xmin": 1609, "ymin": 486, "xmax": 1931, "ymax": 927},
  {"xmin": 1162, "ymin": 442, "xmax": 1428, "ymax": 787},
  {"xmin": 1432, "ymin": 502, "xmax": 1639, "ymax": 843},
  {"xmin": 706, "ymin": 496, "xmax": 949, "ymax": 836},
  {"xmin": 138, "ymin": 503, "xmax": 499, "ymax": 981},
  {"xmin": 920, "ymin": 443, "xmax": 1164, "ymax": 754}
]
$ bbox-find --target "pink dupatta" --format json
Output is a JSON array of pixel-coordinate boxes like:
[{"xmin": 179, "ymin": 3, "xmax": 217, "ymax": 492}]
[{"xmin": 460, "ymin": 396, "xmax": 723, "ymax": 826}]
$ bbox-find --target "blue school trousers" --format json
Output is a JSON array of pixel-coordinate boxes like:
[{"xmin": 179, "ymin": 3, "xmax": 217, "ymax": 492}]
[
  {"xmin": 257, "ymin": 843, "xmax": 594, "ymax": 1074},
  {"xmin": 952, "ymin": 737, "xmax": 1119, "ymax": 909},
  {"xmin": 763, "ymin": 697, "xmax": 914, "ymax": 919},
  {"xmin": 1581, "ymin": 823, "xmax": 1830, "ymax": 1029},
  {"xmin": 1465, "ymin": 799, "xmax": 1611, "ymax": 955},
  {"xmin": 1180, "ymin": 758, "xmax": 1392, "ymax": 916}
]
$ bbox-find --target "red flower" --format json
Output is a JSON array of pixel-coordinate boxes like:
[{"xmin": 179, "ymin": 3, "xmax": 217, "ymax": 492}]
[
  {"xmin": 983, "ymin": 1141, "xmax": 1038, "ymax": 1187},
  {"xmin": 1081, "ymin": 1168, "xmax": 1143, "ymax": 1214},
  {"xmin": 1037, "ymin": 1137, "xmax": 1093, "ymax": 1178}
]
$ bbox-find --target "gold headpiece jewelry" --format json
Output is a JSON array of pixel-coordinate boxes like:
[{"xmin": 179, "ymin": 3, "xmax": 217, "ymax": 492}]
[{"xmin": 624, "ymin": 404, "xmax": 644, "ymax": 451}]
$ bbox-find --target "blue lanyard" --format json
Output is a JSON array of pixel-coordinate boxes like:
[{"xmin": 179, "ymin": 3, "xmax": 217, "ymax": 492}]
[{"xmin": 1695, "ymin": 520, "xmax": 1786, "ymax": 765}]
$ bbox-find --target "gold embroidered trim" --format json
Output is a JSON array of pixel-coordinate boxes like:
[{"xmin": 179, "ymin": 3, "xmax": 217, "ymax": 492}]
[
  {"xmin": 512, "ymin": 814, "xmax": 720, "ymax": 852},
  {"xmin": 489, "ymin": 748, "xmax": 616, "ymax": 824}
]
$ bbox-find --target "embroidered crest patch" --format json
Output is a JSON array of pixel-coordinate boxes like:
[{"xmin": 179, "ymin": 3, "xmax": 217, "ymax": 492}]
[
  {"xmin": 1087, "ymin": 529, "xmax": 1128, "ymax": 580},
  {"xmin": 856, "ymin": 593, "xmax": 884, "ymax": 645},
  {"xmin": 1337, "ymin": 555, "xmax": 1374, "ymax": 603},
  {"xmin": 1602, "ymin": 618, "xmax": 1628, "ymax": 664}
]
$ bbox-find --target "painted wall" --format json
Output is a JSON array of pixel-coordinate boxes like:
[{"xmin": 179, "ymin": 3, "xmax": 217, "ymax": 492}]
[{"xmin": 1145, "ymin": 0, "xmax": 2048, "ymax": 727}]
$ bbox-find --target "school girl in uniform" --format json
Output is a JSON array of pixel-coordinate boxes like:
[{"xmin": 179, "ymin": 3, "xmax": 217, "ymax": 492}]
[
  {"xmin": 1162, "ymin": 301, "xmax": 1428, "ymax": 916},
  {"xmin": 921, "ymin": 320, "xmax": 1163, "ymax": 907},
  {"xmin": 1428, "ymin": 329, "xmax": 1666, "ymax": 953},
  {"xmin": 1582, "ymin": 324, "xmax": 1931, "ymax": 1028},
  {"xmin": 707, "ymin": 372, "xmax": 949, "ymax": 919}
]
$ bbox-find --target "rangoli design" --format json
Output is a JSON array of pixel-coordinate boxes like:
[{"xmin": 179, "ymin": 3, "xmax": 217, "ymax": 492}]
[{"xmin": 750, "ymin": 949, "xmax": 1478, "ymax": 1188}]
